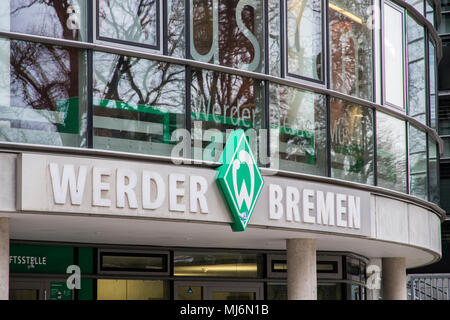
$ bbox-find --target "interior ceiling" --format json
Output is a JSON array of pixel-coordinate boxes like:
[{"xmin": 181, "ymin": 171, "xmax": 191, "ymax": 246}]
[{"xmin": 5, "ymin": 212, "xmax": 438, "ymax": 269}]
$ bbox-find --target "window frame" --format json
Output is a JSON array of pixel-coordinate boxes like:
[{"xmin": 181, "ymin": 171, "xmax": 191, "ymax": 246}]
[
  {"xmin": 284, "ymin": 0, "xmax": 327, "ymax": 85},
  {"xmin": 94, "ymin": 0, "xmax": 162, "ymax": 52},
  {"xmin": 381, "ymin": 0, "xmax": 407, "ymax": 111}
]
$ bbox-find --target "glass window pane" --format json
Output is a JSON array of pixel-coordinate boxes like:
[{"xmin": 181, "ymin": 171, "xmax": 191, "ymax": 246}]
[
  {"xmin": 318, "ymin": 283, "xmax": 343, "ymax": 300},
  {"xmin": 8, "ymin": 0, "xmax": 87, "ymax": 41},
  {"xmin": 101, "ymin": 253, "xmax": 167, "ymax": 272},
  {"xmin": 167, "ymin": 0, "xmax": 185, "ymax": 57},
  {"xmin": 330, "ymin": 98, "xmax": 374, "ymax": 184},
  {"xmin": 287, "ymin": 0, "xmax": 323, "ymax": 81},
  {"xmin": 190, "ymin": 0, "xmax": 265, "ymax": 72},
  {"xmin": 376, "ymin": 112, "xmax": 407, "ymax": 193},
  {"xmin": 425, "ymin": 0, "xmax": 434, "ymax": 26},
  {"xmin": 329, "ymin": 0, "xmax": 373, "ymax": 100},
  {"xmin": 409, "ymin": 126, "xmax": 428, "ymax": 200},
  {"xmin": 267, "ymin": 283, "xmax": 287, "ymax": 300},
  {"xmin": 190, "ymin": 69, "xmax": 265, "ymax": 164},
  {"xmin": 92, "ymin": 51, "xmax": 185, "ymax": 157},
  {"xmin": 173, "ymin": 252, "xmax": 264, "ymax": 278},
  {"xmin": 97, "ymin": 0, "xmax": 159, "ymax": 48},
  {"xmin": 269, "ymin": 84, "xmax": 327, "ymax": 175},
  {"xmin": 383, "ymin": 3, "xmax": 405, "ymax": 108},
  {"xmin": 405, "ymin": 0, "xmax": 424, "ymax": 15},
  {"xmin": 429, "ymin": 41, "xmax": 437, "ymax": 130},
  {"xmin": 429, "ymin": 137, "xmax": 439, "ymax": 204},
  {"xmin": 407, "ymin": 15, "xmax": 426, "ymax": 124},
  {"xmin": 0, "ymin": 40, "xmax": 87, "ymax": 147},
  {"xmin": 438, "ymin": 13, "xmax": 450, "ymax": 35},
  {"xmin": 269, "ymin": 0, "xmax": 281, "ymax": 77},
  {"xmin": 97, "ymin": 279, "xmax": 169, "ymax": 300}
]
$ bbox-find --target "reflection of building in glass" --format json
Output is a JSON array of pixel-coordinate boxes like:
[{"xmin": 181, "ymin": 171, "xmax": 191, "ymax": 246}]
[{"xmin": 0, "ymin": 0, "xmax": 444, "ymax": 301}]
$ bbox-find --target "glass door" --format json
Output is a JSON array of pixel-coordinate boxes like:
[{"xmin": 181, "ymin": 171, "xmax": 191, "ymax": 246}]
[{"xmin": 175, "ymin": 281, "xmax": 263, "ymax": 300}]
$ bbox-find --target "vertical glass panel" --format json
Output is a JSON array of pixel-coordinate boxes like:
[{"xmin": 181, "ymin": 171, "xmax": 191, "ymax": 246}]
[
  {"xmin": 383, "ymin": 3, "xmax": 404, "ymax": 108},
  {"xmin": 409, "ymin": 126, "xmax": 428, "ymax": 200},
  {"xmin": 330, "ymin": 98, "xmax": 374, "ymax": 184},
  {"xmin": 269, "ymin": 0, "xmax": 281, "ymax": 77},
  {"xmin": 440, "ymin": 163, "xmax": 450, "ymax": 213},
  {"xmin": 9, "ymin": 0, "xmax": 87, "ymax": 41},
  {"xmin": 173, "ymin": 252, "xmax": 264, "ymax": 278},
  {"xmin": 329, "ymin": 0, "xmax": 373, "ymax": 100},
  {"xmin": 167, "ymin": 0, "xmax": 185, "ymax": 57},
  {"xmin": 376, "ymin": 112, "xmax": 407, "ymax": 193},
  {"xmin": 425, "ymin": 0, "xmax": 434, "ymax": 26},
  {"xmin": 439, "ymin": 96, "xmax": 450, "ymax": 135},
  {"xmin": 429, "ymin": 41, "xmax": 437, "ymax": 130},
  {"xmin": 93, "ymin": 52, "xmax": 185, "ymax": 156},
  {"xmin": 269, "ymin": 84, "xmax": 327, "ymax": 175},
  {"xmin": 405, "ymin": 0, "xmax": 424, "ymax": 15},
  {"xmin": 439, "ymin": 41, "xmax": 450, "ymax": 91},
  {"xmin": 287, "ymin": 0, "xmax": 323, "ymax": 81},
  {"xmin": 429, "ymin": 137, "xmax": 439, "ymax": 204},
  {"xmin": 97, "ymin": 0, "xmax": 159, "ymax": 48},
  {"xmin": 190, "ymin": 0, "xmax": 265, "ymax": 72},
  {"xmin": 407, "ymin": 15, "xmax": 426, "ymax": 124},
  {"xmin": 97, "ymin": 279, "xmax": 169, "ymax": 300},
  {"xmin": 0, "ymin": 41, "xmax": 87, "ymax": 147},
  {"xmin": 190, "ymin": 69, "xmax": 265, "ymax": 163}
]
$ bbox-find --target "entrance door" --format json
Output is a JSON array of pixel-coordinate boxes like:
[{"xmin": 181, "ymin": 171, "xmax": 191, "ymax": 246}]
[
  {"xmin": 175, "ymin": 281, "xmax": 263, "ymax": 300},
  {"xmin": 10, "ymin": 278, "xmax": 73, "ymax": 300},
  {"xmin": 9, "ymin": 279, "xmax": 45, "ymax": 300}
]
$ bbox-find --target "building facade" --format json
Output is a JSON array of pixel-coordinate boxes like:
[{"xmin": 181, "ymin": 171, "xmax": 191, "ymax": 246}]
[{"xmin": 0, "ymin": 0, "xmax": 444, "ymax": 300}]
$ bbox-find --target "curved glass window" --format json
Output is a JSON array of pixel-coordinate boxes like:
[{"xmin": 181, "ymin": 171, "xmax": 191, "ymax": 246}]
[
  {"xmin": 190, "ymin": 0, "xmax": 265, "ymax": 72},
  {"xmin": 407, "ymin": 15, "xmax": 426, "ymax": 124},
  {"xmin": 269, "ymin": 84, "xmax": 327, "ymax": 175},
  {"xmin": 383, "ymin": 2, "xmax": 405, "ymax": 109},
  {"xmin": 409, "ymin": 125, "xmax": 428, "ymax": 199},
  {"xmin": 330, "ymin": 98, "xmax": 374, "ymax": 184},
  {"xmin": 329, "ymin": 0, "xmax": 373, "ymax": 100},
  {"xmin": 0, "ymin": 40, "xmax": 87, "ymax": 147},
  {"xmin": 97, "ymin": 0, "xmax": 159, "ymax": 49},
  {"xmin": 190, "ymin": 69, "xmax": 265, "ymax": 163},
  {"xmin": 7, "ymin": 0, "xmax": 87, "ymax": 41},
  {"xmin": 287, "ymin": 0, "xmax": 323, "ymax": 81},
  {"xmin": 376, "ymin": 112, "xmax": 407, "ymax": 193},
  {"xmin": 92, "ymin": 52, "xmax": 185, "ymax": 156}
]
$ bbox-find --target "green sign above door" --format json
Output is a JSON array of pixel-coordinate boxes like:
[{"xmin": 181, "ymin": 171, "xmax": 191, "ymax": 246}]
[{"xmin": 216, "ymin": 130, "xmax": 264, "ymax": 232}]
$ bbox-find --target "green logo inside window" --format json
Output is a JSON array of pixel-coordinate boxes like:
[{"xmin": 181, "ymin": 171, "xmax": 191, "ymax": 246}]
[{"xmin": 216, "ymin": 130, "xmax": 264, "ymax": 232}]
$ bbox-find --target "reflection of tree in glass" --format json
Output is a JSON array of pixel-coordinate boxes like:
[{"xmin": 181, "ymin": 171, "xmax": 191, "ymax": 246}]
[
  {"xmin": 99, "ymin": 0, "xmax": 157, "ymax": 45},
  {"xmin": 191, "ymin": 0, "xmax": 264, "ymax": 71},
  {"xmin": 11, "ymin": 0, "xmax": 82, "ymax": 40},
  {"xmin": 94, "ymin": 53, "xmax": 185, "ymax": 113}
]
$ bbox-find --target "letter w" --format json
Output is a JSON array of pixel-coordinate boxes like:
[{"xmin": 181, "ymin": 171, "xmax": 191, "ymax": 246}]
[{"xmin": 49, "ymin": 163, "xmax": 87, "ymax": 205}]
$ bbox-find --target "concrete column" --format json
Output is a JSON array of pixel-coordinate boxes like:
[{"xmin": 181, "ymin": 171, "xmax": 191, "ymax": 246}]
[
  {"xmin": 0, "ymin": 218, "xmax": 8, "ymax": 300},
  {"xmin": 382, "ymin": 257, "xmax": 406, "ymax": 300},
  {"xmin": 287, "ymin": 239, "xmax": 316, "ymax": 300}
]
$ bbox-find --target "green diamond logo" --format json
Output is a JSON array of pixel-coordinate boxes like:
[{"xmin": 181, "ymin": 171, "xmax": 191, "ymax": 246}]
[{"xmin": 216, "ymin": 130, "xmax": 264, "ymax": 232}]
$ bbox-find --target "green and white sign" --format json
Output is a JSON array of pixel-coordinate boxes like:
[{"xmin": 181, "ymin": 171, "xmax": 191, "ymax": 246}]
[{"xmin": 216, "ymin": 130, "xmax": 264, "ymax": 231}]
